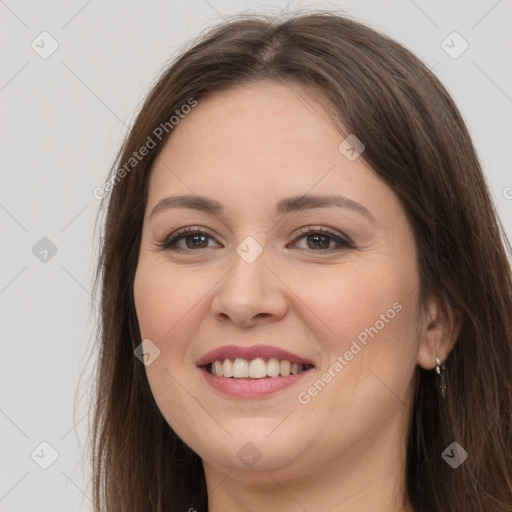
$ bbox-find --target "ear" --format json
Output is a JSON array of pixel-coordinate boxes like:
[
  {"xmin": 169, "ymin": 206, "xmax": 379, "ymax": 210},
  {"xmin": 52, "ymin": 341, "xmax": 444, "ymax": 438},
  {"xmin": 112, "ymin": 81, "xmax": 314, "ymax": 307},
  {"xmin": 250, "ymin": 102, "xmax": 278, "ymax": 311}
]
[{"xmin": 417, "ymin": 295, "xmax": 463, "ymax": 370}]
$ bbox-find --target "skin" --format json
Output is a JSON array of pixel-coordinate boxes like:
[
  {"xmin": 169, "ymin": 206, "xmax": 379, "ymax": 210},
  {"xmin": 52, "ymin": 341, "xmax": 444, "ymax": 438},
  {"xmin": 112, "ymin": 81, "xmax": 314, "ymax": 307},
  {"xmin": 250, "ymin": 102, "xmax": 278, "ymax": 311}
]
[{"xmin": 133, "ymin": 80, "xmax": 460, "ymax": 512}]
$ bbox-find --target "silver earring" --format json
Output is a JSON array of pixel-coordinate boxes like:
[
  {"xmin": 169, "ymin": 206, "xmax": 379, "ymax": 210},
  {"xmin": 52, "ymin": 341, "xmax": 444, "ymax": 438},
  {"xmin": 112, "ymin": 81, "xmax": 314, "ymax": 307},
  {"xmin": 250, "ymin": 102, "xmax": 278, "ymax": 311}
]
[{"xmin": 435, "ymin": 356, "xmax": 447, "ymax": 400}]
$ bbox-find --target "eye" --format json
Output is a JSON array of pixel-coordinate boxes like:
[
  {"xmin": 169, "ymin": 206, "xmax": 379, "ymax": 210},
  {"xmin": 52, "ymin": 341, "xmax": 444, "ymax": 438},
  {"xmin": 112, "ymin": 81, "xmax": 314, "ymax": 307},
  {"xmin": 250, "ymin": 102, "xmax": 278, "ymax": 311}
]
[
  {"xmin": 158, "ymin": 225, "xmax": 355, "ymax": 253},
  {"xmin": 158, "ymin": 227, "xmax": 220, "ymax": 252},
  {"xmin": 288, "ymin": 226, "xmax": 355, "ymax": 252}
]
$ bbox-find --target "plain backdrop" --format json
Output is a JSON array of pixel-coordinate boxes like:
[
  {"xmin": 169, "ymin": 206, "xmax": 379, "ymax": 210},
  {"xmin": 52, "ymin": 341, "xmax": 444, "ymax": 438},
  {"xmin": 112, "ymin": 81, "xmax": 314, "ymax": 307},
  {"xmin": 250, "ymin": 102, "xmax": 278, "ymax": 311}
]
[{"xmin": 1, "ymin": 1, "xmax": 511, "ymax": 511}]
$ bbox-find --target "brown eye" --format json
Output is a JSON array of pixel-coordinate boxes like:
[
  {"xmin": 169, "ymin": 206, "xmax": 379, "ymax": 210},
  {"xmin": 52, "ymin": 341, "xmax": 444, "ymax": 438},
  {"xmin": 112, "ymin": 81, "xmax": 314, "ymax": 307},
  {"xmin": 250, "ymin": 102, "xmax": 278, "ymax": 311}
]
[
  {"xmin": 159, "ymin": 226, "xmax": 355, "ymax": 254},
  {"xmin": 290, "ymin": 227, "xmax": 355, "ymax": 252},
  {"xmin": 159, "ymin": 227, "xmax": 220, "ymax": 252}
]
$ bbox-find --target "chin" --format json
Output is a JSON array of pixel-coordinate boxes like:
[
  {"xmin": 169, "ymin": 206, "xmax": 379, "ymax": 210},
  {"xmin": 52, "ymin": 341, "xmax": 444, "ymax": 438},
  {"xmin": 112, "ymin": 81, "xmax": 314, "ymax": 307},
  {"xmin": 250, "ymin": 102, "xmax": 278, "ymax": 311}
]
[{"xmin": 183, "ymin": 418, "xmax": 313, "ymax": 473}]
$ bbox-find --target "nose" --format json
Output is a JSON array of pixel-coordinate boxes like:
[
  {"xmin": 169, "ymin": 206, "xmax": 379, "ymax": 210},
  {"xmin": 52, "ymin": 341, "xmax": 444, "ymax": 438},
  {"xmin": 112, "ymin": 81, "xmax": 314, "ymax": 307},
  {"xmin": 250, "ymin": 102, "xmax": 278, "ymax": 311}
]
[{"xmin": 210, "ymin": 248, "xmax": 288, "ymax": 328}]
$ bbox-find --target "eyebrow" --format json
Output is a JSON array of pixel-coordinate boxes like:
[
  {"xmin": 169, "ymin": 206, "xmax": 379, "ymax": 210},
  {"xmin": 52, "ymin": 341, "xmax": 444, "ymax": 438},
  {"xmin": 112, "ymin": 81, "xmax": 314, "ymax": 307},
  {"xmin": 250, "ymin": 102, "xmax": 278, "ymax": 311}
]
[{"xmin": 149, "ymin": 194, "xmax": 375, "ymax": 222}]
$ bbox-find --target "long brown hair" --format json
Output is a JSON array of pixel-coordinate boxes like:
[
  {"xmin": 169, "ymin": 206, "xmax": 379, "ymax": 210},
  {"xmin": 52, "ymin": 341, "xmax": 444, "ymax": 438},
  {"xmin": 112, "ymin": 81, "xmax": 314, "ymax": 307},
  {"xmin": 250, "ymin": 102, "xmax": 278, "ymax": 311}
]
[{"xmin": 87, "ymin": 10, "xmax": 512, "ymax": 511}]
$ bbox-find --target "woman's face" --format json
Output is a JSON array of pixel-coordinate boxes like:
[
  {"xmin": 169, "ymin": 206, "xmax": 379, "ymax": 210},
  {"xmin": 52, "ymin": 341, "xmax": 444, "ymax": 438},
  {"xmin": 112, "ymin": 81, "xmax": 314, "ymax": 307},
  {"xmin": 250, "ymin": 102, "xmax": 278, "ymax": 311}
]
[{"xmin": 134, "ymin": 81, "xmax": 429, "ymax": 482}]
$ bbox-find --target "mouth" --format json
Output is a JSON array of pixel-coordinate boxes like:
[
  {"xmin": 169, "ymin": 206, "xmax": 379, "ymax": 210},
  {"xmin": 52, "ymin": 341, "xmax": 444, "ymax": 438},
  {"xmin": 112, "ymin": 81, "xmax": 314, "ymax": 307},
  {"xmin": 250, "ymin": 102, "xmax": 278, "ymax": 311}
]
[
  {"xmin": 197, "ymin": 345, "xmax": 315, "ymax": 398},
  {"xmin": 204, "ymin": 357, "xmax": 314, "ymax": 379}
]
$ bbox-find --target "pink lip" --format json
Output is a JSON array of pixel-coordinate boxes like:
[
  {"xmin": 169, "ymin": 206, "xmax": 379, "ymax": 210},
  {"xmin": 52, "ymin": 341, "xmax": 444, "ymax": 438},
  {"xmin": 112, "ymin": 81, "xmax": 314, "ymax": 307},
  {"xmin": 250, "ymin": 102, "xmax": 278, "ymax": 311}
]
[
  {"xmin": 196, "ymin": 344, "xmax": 315, "ymax": 399},
  {"xmin": 200, "ymin": 367, "xmax": 312, "ymax": 398},
  {"xmin": 196, "ymin": 344, "xmax": 315, "ymax": 367}
]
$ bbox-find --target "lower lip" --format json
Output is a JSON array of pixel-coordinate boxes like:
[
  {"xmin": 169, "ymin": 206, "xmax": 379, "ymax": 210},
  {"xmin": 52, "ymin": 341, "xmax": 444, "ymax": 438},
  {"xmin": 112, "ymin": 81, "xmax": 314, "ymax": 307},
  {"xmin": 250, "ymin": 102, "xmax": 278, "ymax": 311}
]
[{"xmin": 200, "ymin": 367, "xmax": 312, "ymax": 398}]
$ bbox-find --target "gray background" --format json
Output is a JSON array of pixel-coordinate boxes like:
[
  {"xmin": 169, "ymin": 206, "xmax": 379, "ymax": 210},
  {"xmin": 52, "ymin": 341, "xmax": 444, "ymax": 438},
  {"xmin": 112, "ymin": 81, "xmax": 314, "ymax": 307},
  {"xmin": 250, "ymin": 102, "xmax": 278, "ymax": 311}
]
[{"xmin": 1, "ymin": 1, "xmax": 511, "ymax": 510}]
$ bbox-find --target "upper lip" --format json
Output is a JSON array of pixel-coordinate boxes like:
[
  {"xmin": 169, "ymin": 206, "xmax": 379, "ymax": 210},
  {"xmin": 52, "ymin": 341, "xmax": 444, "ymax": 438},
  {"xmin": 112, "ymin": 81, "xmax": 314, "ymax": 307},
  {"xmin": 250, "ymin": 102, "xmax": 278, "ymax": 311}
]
[{"xmin": 196, "ymin": 344, "xmax": 315, "ymax": 367}]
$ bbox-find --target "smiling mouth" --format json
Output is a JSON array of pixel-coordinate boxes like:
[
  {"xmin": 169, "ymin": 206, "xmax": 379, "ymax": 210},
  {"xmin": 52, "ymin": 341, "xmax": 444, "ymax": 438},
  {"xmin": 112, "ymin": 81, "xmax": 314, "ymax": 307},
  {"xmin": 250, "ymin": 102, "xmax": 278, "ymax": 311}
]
[{"xmin": 204, "ymin": 357, "xmax": 315, "ymax": 379}]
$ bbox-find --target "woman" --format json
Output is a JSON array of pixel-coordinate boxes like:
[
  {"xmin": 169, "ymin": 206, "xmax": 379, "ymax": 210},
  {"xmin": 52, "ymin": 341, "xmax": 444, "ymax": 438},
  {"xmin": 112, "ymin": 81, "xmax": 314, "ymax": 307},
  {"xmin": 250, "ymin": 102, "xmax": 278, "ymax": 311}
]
[{"xmin": 90, "ymin": 11, "xmax": 512, "ymax": 512}]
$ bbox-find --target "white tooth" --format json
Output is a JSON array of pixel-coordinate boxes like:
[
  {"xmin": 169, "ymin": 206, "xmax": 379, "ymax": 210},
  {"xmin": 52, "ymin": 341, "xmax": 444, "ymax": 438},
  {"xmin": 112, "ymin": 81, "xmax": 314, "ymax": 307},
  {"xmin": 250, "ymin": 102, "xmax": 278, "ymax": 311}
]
[
  {"xmin": 223, "ymin": 358, "xmax": 234, "ymax": 378},
  {"xmin": 211, "ymin": 362, "xmax": 217, "ymax": 376},
  {"xmin": 233, "ymin": 358, "xmax": 249, "ymax": 378},
  {"xmin": 267, "ymin": 358, "xmax": 280, "ymax": 377},
  {"xmin": 249, "ymin": 358, "xmax": 267, "ymax": 378},
  {"xmin": 280, "ymin": 360, "xmax": 291, "ymax": 376},
  {"xmin": 214, "ymin": 360, "xmax": 223, "ymax": 377},
  {"xmin": 290, "ymin": 362, "xmax": 300, "ymax": 375}
]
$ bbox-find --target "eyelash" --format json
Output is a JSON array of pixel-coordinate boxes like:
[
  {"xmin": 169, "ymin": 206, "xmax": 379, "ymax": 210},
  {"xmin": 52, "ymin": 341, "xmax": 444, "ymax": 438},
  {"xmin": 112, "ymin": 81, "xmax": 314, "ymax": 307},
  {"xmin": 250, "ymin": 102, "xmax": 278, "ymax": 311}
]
[{"xmin": 158, "ymin": 225, "xmax": 355, "ymax": 254}]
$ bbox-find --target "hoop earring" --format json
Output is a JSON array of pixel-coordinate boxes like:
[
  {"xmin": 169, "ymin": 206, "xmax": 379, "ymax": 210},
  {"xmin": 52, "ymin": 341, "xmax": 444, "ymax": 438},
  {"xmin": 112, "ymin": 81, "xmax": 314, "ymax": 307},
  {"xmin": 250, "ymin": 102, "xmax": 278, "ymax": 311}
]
[{"xmin": 435, "ymin": 356, "xmax": 447, "ymax": 401}]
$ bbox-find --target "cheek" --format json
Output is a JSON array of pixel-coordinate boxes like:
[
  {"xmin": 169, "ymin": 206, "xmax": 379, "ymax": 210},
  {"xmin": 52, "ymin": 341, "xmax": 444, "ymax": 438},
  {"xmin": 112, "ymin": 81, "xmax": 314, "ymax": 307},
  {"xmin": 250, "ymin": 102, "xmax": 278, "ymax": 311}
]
[
  {"xmin": 287, "ymin": 260, "xmax": 408, "ymax": 345},
  {"xmin": 134, "ymin": 263, "xmax": 168, "ymax": 341},
  {"xmin": 133, "ymin": 259, "xmax": 203, "ymax": 344},
  {"xmin": 133, "ymin": 261, "xmax": 207, "ymax": 434},
  {"xmin": 293, "ymin": 260, "xmax": 419, "ymax": 398}
]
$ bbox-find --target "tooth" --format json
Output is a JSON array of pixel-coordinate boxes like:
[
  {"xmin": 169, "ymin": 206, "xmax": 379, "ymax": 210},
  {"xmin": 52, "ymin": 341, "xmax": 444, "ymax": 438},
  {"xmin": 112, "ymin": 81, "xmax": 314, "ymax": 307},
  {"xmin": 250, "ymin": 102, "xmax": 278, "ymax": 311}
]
[
  {"xmin": 280, "ymin": 360, "xmax": 291, "ymax": 377},
  {"xmin": 223, "ymin": 358, "xmax": 234, "ymax": 378},
  {"xmin": 249, "ymin": 358, "xmax": 267, "ymax": 378},
  {"xmin": 233, "ymin": 358, "xmax": 249, "ymax": 378},
  {"xmin": 214, "ymin": 360, "xmax": 223, "ymax": 377},
  {"xmin": 215, "ymin": 357, "xmax": 305, "ymax": 378},
  {"xmin": 267, "ymin": 358, "xmax": 280, "ymax": 377}
]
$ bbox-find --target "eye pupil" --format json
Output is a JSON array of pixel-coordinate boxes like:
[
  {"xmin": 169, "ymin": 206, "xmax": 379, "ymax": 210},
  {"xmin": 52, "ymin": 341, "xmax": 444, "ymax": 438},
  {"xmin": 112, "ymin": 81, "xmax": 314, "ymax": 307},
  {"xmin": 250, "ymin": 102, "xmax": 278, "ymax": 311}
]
[
  {"xmin": 186, "ymin": 234, "xmax": 208, "ymax": 249},
  {"xmin": 308, "ymin": 234, "xmax": 330, "ymax": 250}
]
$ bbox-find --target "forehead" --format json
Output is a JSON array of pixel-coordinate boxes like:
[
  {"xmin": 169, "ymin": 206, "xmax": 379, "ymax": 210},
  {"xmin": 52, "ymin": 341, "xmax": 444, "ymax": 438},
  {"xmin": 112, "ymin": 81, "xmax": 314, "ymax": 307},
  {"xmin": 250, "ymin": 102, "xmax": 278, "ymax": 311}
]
[
  {"xmin": 167, "ymin": 81, "xmax": 341, "ymax": 155},
  {"xmin": 146, "ymin": 81, "xmax": 398, "ymax": 225}
]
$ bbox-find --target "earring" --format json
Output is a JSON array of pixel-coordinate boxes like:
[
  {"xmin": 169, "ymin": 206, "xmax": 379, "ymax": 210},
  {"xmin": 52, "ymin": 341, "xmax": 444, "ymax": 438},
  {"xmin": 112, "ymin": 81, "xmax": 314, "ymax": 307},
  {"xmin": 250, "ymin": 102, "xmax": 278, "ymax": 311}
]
[{"xmin": 435, "ymin": 356, "xmax": 447, "ymax": 401}]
